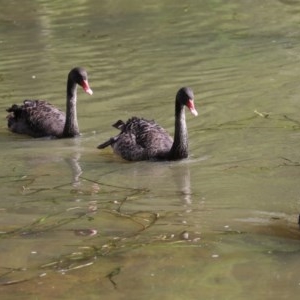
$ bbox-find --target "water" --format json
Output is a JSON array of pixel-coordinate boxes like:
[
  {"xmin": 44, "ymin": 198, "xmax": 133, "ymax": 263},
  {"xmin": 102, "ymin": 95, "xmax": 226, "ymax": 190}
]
[{"xmin": 1, "ymin": 0, "xmax": 300, "ymax": 299}]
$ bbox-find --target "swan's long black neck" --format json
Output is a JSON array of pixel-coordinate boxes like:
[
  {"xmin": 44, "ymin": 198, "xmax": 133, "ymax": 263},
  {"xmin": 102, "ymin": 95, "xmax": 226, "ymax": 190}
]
[
  {"xmin": 168, "ymin": 101, "xmax": 188, "ymax": 160},
  {"xmin": 63, "ymin": 79, "xmax": 79, "ymax": 137}
]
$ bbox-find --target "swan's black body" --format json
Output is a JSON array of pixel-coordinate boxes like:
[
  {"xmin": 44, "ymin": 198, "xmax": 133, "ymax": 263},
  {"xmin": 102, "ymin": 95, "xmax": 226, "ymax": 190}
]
[
  {"xmin": 6, "ymin": 67, "xmax": 93, "ymax": 138},
  {"xmin": 98, "ymin": 87, "xmax": 198, "ymax": 161}
]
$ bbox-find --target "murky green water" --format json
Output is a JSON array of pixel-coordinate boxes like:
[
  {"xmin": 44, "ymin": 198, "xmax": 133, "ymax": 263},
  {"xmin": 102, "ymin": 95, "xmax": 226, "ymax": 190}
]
[{"xmin": 1, "ymin": 0, "xmax": 300, "ymax": 299}]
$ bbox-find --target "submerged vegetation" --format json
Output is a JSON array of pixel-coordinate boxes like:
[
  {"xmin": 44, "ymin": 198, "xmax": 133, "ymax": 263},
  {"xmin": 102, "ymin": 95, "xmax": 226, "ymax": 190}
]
[{"xmin": 0, "ymin": 173, "xmax": 196, "ymax": 287}]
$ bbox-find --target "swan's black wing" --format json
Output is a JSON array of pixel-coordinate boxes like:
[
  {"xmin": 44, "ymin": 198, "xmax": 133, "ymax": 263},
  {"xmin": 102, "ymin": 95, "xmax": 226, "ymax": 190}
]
[
  {"xmin": 6, "ymin": 100, "xmax": 65, "ymax": 138},
  {"xmin": 98, "ymin": 117, "xmax": 173, "ymax": 161}
]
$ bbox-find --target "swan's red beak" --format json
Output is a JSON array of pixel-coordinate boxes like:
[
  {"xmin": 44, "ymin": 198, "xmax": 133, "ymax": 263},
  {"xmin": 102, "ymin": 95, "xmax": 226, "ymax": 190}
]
[
  {"xmin": 187, "ymin": 99, "xmax": 198, "ymax": 116},
  {"xmin": 81, "ymin": 80, "xmax": 93, "ymax": 95}
]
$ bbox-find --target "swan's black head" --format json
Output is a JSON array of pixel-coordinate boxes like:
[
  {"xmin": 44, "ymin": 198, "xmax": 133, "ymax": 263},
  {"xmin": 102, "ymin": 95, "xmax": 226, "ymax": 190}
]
[
  {"xmin": 176, "ymin": 87, "xmax": 198, "ymax": 116},
  {"xmin": 69, "ymin": 67, "xmax": 93, "ymax": 95}
]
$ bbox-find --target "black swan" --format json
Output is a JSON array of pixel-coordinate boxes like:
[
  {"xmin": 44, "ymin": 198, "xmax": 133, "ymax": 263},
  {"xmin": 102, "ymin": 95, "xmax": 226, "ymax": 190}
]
[
  {"xmin": 6, "ymin": 67, "xmax": 93, "ymax": 138},
  {"xmin": 97, "ymin": 87, "xmax": 198, "ymax": 161}
]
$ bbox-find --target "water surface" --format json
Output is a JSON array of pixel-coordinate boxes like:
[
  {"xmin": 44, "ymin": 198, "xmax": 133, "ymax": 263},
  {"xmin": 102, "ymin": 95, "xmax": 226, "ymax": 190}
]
[{"xmin": 1, "ymin": 0, "xmax": 300, "ymax": 299}]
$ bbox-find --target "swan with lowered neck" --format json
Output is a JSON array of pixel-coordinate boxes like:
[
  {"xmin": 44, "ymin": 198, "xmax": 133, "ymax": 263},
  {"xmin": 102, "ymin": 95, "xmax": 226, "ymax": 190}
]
[
  {"xmin": 97, "ymin": 87, "xmax": 198, "ymax": 161},
  {"xmin": 6, "ymin": 67, "xmax": 93, "ymax": 138}
]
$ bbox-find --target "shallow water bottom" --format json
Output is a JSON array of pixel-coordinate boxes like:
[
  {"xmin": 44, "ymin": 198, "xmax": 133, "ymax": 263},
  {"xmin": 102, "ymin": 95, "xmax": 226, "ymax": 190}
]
[{"xmin": 1, "ymin": 227, "xmax": 300, "ymax": 300}]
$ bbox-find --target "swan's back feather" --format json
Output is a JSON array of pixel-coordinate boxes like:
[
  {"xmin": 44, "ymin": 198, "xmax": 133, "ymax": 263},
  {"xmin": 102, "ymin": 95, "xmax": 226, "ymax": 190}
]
[
  {"xmin": 6, "ymin": 100, "xmax": 65, "ymax": 137},
  {"xmin": 99, "ymin": 117, "xmax": 173, "ymax": 161}
]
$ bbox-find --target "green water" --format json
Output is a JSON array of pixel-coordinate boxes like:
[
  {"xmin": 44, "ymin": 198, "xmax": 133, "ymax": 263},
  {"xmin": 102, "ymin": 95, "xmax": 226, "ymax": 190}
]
[{"xmin": 1, "ymin": 0, "xmax": 300, "ymax": 299}]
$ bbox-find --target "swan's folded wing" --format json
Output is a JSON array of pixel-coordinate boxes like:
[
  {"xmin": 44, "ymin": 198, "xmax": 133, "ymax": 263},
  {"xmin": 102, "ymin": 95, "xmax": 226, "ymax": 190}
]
[{"xmin": 7, "ymin": 100, "xmax": 66, "ymax": 137}]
